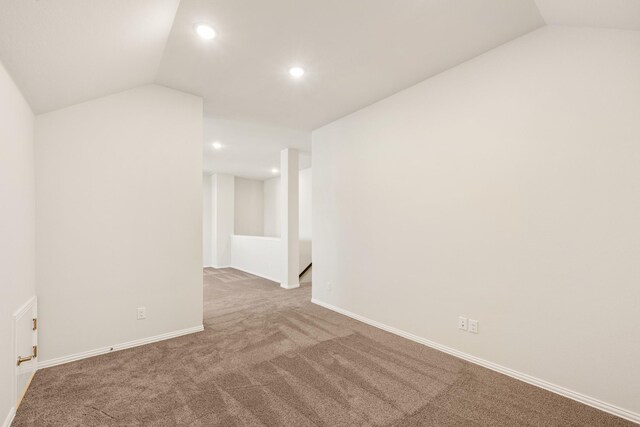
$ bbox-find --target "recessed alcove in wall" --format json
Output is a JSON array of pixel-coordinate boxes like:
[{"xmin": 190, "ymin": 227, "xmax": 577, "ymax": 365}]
[{"xmin": 232, "ymin": 169, "xmax": 312, "ymax": 239}]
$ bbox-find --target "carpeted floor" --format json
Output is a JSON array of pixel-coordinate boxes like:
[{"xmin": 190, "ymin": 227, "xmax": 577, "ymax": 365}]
[{"xmin": 14, "ymin": 268, "xmax": 632, "ymax": 426}]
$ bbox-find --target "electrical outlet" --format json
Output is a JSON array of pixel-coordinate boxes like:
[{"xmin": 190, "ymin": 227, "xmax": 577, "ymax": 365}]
[
  {"xmin": 137, "ymin": 307, "xmax": 146, "ymax": 320},
  {"xmin": 469, "ymin": 319, "xmax": 479, "ymax": 334},
  {"xmin": 327, "ymin": 281, "xmax": 332, "ymax": 292},
  {"xmin": 458, "ymin": 316, "xmax": 467, "ymax": 331}
]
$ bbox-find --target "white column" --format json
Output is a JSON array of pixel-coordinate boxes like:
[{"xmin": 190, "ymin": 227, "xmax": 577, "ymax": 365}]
[
  {"xmin": 211, "ymin": 174, "xmax": 234, "ymax": 268},
  {"xmin": 280, "ymin": 149, "xmax": 299, "ymax": 289},
  {"xmin": 203, "ymin": 174, "xmax": 213, "ymax": 267}
]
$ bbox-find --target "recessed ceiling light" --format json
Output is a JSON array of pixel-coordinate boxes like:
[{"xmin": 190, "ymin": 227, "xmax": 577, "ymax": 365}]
[
  {"xmin": 288, "ymin": 67, "xmax": 305, "ymax": 78},
  {"xmin": 271, "ymin": 168, "xmax": 279, "ymax": 174},
  {"xmin": 195, "ymin": 24, "xmax": 217, "ymax": 40},
  {"xmin": 212, "ymin": 141, "xmax": 222, "ymax": 150}
]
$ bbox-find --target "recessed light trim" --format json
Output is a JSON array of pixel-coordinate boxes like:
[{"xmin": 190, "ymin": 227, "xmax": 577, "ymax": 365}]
[
  {"xmin": 271, "ymin": 168, "xmax": 279, "ymax": 174},
  {"xmin": 212, "ymin": 141, "xmax": 222, "ymax": 150},
  {"xmin": 288, "ymin": 67, "xmax": 305, "ymax": 78},
  {"xmin": 195, "ymin": 24, "xmax": 217, "ymax": 40}
]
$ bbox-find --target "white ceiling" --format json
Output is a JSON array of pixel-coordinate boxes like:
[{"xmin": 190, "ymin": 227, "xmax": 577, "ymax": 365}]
[
  {"xmin": 156, "ymin": 0, "xmax": 545, "ymax": 130},
  {"xmin": 1, "ymin": 0, "xmax": 638, "ymax": 178},
  {"xmin": 534, "ymin": 0, "xmax": 640, "ymax": 30},
  {"xmin": 0, "ymin": 0, "xmax": 180, "ymax": 114},
  {"xmin": 203, "ymin": 118, "xmax": 311, "ymax": 180}
]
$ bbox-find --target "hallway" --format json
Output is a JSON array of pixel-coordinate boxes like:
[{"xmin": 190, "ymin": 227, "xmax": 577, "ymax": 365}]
[{"xmin": 14, "ymin": 269, "xmax": 631, "ymax": 426}]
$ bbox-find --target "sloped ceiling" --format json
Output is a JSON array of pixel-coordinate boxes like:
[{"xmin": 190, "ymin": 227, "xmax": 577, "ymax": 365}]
[
  {"xmin": 0, "ymin": 0, "xmax": 180, "ymax": 114},
  {"xmin": 1, "ymin": 0, "xmax": 636, "ymax": 178},
  {"xmin": 156, "ymin": 0, "xmax": 545, "ymax": 130},
  {"xmin": 2, "ymin": 0, "xmax": 637, "ymax": 124},
  {"xmin": 0, "ymin": 0, "xmax": 546, "ymax": 125}
]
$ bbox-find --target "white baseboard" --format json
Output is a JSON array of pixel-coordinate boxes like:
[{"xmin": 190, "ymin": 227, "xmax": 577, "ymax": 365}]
[
  {"xmin": 311, "ymin": 298, "xmax": 640, "ymax": 425},
  {"xmin": 212, "ymin": 264, "xmax": 231, "ymax": 269},
  {"xmin": 39, "ymin": 325, "xmax": 204, "ymax": 369},
  {"xmin": 229, "ymin": 265, "xmax": 280, "ymax": 283},
  {"xmin": 2, "ymin": 407, "xmax": 15, "ymax": 427},
  {"xmin": 281, "ymin": 282, "xmax": 300, "ymax": 290}
]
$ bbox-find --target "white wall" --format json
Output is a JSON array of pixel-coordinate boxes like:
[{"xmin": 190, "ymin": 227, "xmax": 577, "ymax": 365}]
[
  {"xmin": 230, "ymin": 237, "xmax": 311, "ymax": 283},
  {"xmin": 299, "ymin": 240, "xmax": 312, "ymax": 273},
  {"xmin": 211, "ymin": 174, "xmax": 234, "ymax": 267},
  {"xmin": 36, "ymin": 85, "xmax": 203, "ymax": 363},
  {"xmin": 234, "ymin": 177, "xmax": 264, "ymax": 236},
  {"xmin": 313, "ymin": 26, "xmax": 640, "ymax": 417},
  {"xmin": 299, "ymin": 168, "xmax": 312, "ymax": 241},
  {"xmin": 202, "ymin": 174, "xmax": 212, "ymax": 267},
  {"xmin": 280, "ymin": 149, "xmax": 300, "ymax": 289},
  {"xmin": 0, "ymin": 61, "xmax": 35, "ymax": 426},
  {"xmin": 263, "ymin": 176, "xmax": 280, "ymax": 237},
  {"xmin": 230, "ymin": 236, "xmax": 281, "ymax": 282},
  {"xmin": 263, "ymin": 168, "xmax": 312, "ymax": 239}
]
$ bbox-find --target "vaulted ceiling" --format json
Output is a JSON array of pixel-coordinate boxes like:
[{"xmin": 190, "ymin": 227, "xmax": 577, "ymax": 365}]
[
  {"xmin": 155, "ymin": 0, "xmax": 545, "ymax": 130},
  {"xmin": 1, "ymin": 0, "xmax": 638, "ymax": 178},
  {"xmin": 0, "ymin": 0, "xmax": 180, "ymax": 114}
]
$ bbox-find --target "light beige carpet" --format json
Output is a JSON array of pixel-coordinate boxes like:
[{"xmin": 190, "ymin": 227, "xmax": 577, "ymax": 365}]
[{"xmin": 14, "ymin": 268, "xmax": 633, "ymax": 426}]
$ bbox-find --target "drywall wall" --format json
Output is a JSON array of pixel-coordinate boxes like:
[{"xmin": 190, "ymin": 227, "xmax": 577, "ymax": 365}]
[
  {"xmin": 234, "ymin": 177, "xmax": 264, "ymax": 236},
  {"xmin": 211, "ymin": 174, "xmax": 234, "ymax": 267},
  {"xmin": 230, "ymin": 235, "xmax": 281, "ymax": 281},
  {"xmin": 230, "ymin": 237, "xmax": 311, "ymax": 282},
  {"xmin": 263, "ymin": 168, "xmax": 312, "ymax": 239},
  {"xmin": 313, "ymin": 26, "xmax": 640, "ymax": 418},
  {"xmin": 299, "ymin": 168, "xmax": 312, "ymax": 240},
  {"xmin": 0, "ymin": 60, "xmax": 35, "ymax": 427},
  {"xmin": 280, "ymin": 149, "xmax": 300, "ymax": 289},
  {"xmin": 202, "ymin": 174, "xmax": 212, "ymax": 267},
  {"xmin": 299, "ymin": 240, "xmax": 312, "ymax": 273},
  {"xmin": 36, "ymin": 85, "xmax": 203, "ymax": 363},
  {"xmin": 263, "ymin": 176, "xmax": 280, "ymax": 237}
]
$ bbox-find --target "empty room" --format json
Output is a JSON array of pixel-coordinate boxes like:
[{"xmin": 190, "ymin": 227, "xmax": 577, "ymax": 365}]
[{"xmin": 1, "ymin": 0, "xmax": 639, "ymax": 426}]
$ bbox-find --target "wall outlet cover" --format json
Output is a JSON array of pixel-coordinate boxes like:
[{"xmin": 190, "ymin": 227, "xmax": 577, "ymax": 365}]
[
  {"xmin": 458, "ymin": 316, "xmax": 467, "ymax": 330},
  {"xmin": 469, "ymin": 319, "xmax": 479, "ymax": 333}
]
